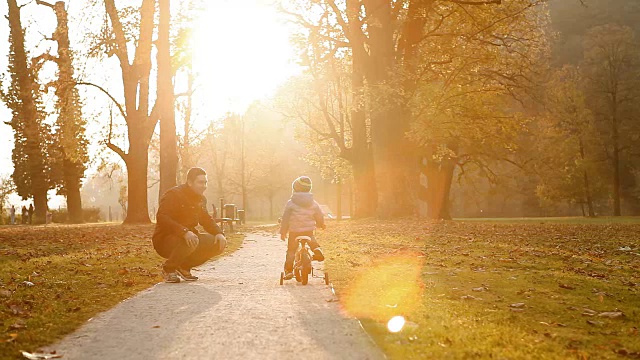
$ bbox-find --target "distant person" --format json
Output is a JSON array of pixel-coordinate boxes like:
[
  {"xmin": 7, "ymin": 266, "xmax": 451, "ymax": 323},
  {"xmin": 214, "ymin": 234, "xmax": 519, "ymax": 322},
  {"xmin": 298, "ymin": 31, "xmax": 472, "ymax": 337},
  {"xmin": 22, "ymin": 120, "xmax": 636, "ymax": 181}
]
[
  {"xmin": 10, "ymin": 205, "xmax": 15, "ymax": 225},
  {"xmin": 21, "ymin": 206, "xmax": 27, "ymax": 224},
  {"xmin": 153, "ymin": 167, "xmax": 226, "ymax": 283},
  {"xmin": 279, "ymin": 176, "xmax": 326, "ymax": 280},
  {"xmin": 28, "ymin": 204, "xmax": 34, "ymax": 224}
]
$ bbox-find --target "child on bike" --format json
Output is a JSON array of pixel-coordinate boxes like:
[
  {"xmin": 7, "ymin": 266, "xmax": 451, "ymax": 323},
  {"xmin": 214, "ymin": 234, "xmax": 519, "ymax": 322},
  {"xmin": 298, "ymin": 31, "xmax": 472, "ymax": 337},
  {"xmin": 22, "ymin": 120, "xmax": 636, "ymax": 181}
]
[{"xmin": 280, "ymin": 176, "xmax": 326, "ymax": 280}]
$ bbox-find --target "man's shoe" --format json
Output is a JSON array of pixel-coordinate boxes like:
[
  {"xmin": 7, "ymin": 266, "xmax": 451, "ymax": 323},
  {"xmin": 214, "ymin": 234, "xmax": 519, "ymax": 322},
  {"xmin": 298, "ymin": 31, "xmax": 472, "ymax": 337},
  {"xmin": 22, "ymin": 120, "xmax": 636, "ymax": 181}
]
[
  {"xmin": 313, "ymin": 249, "xmax": 325, "ymax": 262},
  {"xmin": 176, "ymin": 268, "xmax": 198, "ymax": 281},
  {"xmin": 283, "ymin": 272, "xmax": 294, "ymax": 280},
  {"xmin": 163, "ymin": 271, "xmax": 180, "ymax": 283}
]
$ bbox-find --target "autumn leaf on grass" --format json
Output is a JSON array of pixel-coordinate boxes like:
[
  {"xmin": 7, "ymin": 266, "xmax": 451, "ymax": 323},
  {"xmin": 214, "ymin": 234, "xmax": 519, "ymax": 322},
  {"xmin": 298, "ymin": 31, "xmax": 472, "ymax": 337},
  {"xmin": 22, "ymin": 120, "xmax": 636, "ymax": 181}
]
[
  {"xmin": 0, "ymin": 333, "xmax": 18, "ymax": 343},
  {"xmin": 598, "ymin": 311, "xmax": 625, "ymax": 319},
  {"xmin": 20, "ymin": 350, "xmax": 62, "ymax": 359},
  {"xmin": 10, "ymin": 319, "xmax": 27, "ymax": 330},
  {"xmin": 559, "ymin": 283, "xmax": 575, "ymax": 290}
]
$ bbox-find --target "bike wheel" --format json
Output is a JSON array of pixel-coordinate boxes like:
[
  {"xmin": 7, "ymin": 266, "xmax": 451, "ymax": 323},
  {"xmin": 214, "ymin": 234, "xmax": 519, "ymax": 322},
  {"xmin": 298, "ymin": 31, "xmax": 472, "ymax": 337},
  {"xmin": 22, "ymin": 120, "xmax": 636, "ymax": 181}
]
[
  {"xmin": 324, "ymin": 271, "xmax": 329, "ymax": 285},
  {"xmin": 301, "ymin": 253, "xmax": 311, "ymax": 285},
  {"xmin": 294, "ymin": 268, "xmax": 301, "ymax": 282}
]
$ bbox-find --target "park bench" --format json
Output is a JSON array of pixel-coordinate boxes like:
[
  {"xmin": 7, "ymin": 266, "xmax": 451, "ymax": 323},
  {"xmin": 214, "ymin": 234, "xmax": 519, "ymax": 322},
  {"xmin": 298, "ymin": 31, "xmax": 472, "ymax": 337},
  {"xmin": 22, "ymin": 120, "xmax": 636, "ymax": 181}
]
[{"xmin": 212, "ymin": 202, "xmax": 244, "ymax": 233}]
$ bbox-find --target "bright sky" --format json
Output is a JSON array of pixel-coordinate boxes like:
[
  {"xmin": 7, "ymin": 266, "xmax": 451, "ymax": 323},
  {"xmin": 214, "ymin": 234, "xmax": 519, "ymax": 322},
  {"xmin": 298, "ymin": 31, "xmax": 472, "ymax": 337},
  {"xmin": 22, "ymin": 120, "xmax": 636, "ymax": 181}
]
[
  {"xmin": 0, "ymin": 0, "xmax": 300, "ymax": 208},
  {"xmin": 191, "ymin": 0, "xmax": 300, "ymax": 121}
]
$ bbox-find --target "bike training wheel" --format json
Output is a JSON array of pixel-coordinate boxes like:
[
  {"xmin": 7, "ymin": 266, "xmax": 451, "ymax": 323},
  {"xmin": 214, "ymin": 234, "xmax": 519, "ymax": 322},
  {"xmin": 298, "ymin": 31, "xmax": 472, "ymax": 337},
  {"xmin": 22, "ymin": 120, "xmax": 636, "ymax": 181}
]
[
  {"xmin": 324, "ymin": 271, "xmax": 329, "ymax": 285},
  {"xmin": 280, "ymin": 272, "xmax": 284, "ymax": 285}
]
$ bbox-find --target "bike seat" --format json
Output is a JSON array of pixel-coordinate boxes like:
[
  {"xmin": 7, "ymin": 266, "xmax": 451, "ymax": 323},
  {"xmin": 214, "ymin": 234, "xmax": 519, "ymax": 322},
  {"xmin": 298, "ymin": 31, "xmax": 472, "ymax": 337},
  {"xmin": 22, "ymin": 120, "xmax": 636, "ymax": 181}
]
[{"xmin": 295, "ymin": 236, "xmax": 312, "ymax": 242}]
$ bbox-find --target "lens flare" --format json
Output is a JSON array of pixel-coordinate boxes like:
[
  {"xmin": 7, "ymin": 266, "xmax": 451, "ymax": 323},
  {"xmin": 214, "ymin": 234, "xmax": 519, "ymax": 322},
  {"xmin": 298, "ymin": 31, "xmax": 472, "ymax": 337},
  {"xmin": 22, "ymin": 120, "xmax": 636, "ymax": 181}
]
[
  {"xmin": 387, "ymin": 316, "xmax": 406, "ymax": 333},
  {"xmin": 341, "ymin": 252, "xmax": 424, "ymax": 322}
]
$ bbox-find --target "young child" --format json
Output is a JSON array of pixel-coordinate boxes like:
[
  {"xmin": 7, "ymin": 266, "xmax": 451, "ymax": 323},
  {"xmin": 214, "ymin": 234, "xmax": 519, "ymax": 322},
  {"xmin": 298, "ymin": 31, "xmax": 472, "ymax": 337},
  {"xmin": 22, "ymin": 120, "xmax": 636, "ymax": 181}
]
[{"xmin": 279, "ymin": 176, "xmax": 326, "ymax": 280}]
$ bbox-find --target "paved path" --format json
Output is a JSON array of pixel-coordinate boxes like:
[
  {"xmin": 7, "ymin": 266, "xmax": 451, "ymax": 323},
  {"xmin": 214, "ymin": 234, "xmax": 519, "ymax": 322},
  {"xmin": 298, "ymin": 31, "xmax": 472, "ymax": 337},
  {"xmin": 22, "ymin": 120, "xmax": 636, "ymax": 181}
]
[{"xmin": 44, "ymin": 232, "xmax": 385, "ymax": 360}]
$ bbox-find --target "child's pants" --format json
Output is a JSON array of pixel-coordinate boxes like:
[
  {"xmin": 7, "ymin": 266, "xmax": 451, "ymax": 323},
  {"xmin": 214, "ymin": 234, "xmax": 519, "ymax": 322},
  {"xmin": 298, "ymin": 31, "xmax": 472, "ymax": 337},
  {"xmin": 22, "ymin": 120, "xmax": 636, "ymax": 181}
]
[{"xmin": 284, "ymin": 231, "xmax": 320, "ymax": 273}]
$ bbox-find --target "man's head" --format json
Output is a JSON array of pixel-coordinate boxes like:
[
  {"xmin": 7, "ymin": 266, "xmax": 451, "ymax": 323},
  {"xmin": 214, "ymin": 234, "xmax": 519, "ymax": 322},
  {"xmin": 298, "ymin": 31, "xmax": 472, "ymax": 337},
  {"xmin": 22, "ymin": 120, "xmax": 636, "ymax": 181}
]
[
  {"xmin": 186, "ymin": 167, "xmax": 207, "ymax": 195},
  {"xmin": 292, "ymin": 176, "xmax": 312, "ymax": 193}
]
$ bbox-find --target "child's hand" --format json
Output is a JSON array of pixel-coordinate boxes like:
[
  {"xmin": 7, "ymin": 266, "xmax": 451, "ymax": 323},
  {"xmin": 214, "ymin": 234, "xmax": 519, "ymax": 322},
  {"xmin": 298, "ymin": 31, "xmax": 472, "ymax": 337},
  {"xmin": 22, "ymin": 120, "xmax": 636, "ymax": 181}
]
[{"xmin": 280, "ymin": 234, "xmax": 286, "ymax": 241}]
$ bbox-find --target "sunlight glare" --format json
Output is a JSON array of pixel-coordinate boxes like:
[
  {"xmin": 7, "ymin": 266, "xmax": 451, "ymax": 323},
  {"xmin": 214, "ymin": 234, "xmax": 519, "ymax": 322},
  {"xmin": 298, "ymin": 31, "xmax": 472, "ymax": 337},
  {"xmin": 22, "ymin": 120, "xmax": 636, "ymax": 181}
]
[
  {"xmin": 192, "ymin": 0, "xmax": 300, "ymax": 120},
  {"xmin": 387, "ymin": 316, "xmax": 406, "ymax": 333}
]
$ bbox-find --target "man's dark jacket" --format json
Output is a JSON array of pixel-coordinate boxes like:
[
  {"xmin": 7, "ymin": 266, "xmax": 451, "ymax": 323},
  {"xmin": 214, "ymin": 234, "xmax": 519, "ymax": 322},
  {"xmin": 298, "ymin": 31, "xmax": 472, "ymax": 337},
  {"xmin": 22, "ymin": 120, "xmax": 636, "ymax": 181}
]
[{"xmin": 153, "ymin": 184, "xmax": 222, "ymax": 242}]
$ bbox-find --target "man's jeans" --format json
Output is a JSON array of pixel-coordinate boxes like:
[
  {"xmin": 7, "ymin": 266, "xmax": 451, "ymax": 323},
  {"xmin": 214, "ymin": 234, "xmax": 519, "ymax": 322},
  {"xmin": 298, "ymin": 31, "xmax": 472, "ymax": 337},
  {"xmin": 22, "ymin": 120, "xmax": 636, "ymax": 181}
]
[{"xmin": 153, "ymin": 233, "xmax": 226, "ymax": 272}]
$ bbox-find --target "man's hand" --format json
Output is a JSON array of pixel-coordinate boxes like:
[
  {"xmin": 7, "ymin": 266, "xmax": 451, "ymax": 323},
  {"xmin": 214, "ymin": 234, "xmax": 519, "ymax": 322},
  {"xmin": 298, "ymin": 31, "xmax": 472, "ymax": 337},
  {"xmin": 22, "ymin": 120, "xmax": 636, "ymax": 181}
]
[
  {"xmin": 280, "ymin": 234, "xmax": 286, "ymax": 241},
  {"xmin": 184, "ymin": 231, "xmax": 199, "ymax": 249}
]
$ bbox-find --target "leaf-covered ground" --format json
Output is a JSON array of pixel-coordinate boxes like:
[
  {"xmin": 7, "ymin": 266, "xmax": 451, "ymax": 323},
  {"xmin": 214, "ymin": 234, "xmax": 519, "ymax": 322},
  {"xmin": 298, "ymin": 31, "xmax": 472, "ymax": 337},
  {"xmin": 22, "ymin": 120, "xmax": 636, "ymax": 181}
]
[
  {"xmin": 0, "ymin": 224, "xmax": 243, "ymax": 359},
  {"xmin": 318, "ymin": 218, "xmax": 640, "ymax": 359}
]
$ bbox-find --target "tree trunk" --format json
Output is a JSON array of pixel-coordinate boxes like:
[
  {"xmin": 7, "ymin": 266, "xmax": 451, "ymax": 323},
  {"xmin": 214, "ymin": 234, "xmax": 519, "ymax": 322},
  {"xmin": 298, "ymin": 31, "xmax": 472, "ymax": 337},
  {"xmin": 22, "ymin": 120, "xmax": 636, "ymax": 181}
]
[
  {"xmin": 423, "ymin": 156, "xmax": 455, "ymax": 220},
  {"xmin": 158, "ymin": 0, "xmax": 178, "ymax": 197},
  {"xmin": 612, "ymin": 144, "xmax": 621, "ymax": 216},
  {"xmin": 350, "ymin": 152, "xmax": 376, "ymax": 217},
  {"xmin": 101, "ymin": 0, "xmax": 157, "ymax": 223},
  {"xmin": 124, "ymin": 141, "xmax": 151, "ymax": 224},
  {"xmin": 7, "ymin": 0, "xmax": 49, "ymax": 224},
  {"xmin": 269, "ymin": 192, "xmax": 274, "ymax": 220},
  {"xmin": 345, "ymin": 0, "xmax": 377, "ymax": 218},
  {"xmin": 63, "ymin": 158, "xmax": 83, "ymax": 223},
  {"xmin": 365, "ymin": 0, "xmax": 415, "ymax": 218},
  {"xmin": 180, "ymin": 65, "xmax": 194, "ymax": 178},
  {"xmin": 336, "ymin": 180, "xmax": 342, "ymax": 220},
  {"xmin": 578, "ymin": 139, "xmax": 595, "ymax": 217},
  {"xmin": 42, "ymin": 0, "xmax": 87, "ymax": 223},
  {"xmin": 611, "ymin": 97, "xmax": 621, "ymax": 216}
]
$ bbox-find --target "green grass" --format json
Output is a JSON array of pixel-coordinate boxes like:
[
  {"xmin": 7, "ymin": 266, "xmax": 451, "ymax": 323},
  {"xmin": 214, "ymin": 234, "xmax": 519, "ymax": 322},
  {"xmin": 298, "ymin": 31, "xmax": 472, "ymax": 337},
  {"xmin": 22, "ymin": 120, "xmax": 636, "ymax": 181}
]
[
  {"xmin": 455, "ymin": 216, "xmax": 640, "ymax": 224},
  {"xmin": 319, "ymin": 218, "xmax": 640, "ymax": 359},
  {"xmin": 0, "ymin": 224, "xmax": 244, "ymax": 359}
]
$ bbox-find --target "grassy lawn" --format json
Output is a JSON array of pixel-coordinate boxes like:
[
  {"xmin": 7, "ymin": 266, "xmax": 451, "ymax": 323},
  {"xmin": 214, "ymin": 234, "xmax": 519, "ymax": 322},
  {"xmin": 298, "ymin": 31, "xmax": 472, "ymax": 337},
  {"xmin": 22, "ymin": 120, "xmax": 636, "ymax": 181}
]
[
  {"xmin": 456, "ymin": 216, "xmax": 640, "ymax": 225},
  {"xmin": 318, "ymin": 218, "xmax": 640, "ymax": 359},
  {"xmin": 0, "ymin": 223, "xmax": 244, "ymax": 359}
]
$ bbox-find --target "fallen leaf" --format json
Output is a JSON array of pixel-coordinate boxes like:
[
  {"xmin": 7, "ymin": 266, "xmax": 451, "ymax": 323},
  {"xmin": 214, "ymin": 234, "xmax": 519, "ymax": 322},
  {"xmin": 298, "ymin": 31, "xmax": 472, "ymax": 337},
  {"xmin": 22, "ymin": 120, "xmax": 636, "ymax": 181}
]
[
  {"xmin": 559, "ymin": 284, "xmax": 575, "ymax": 290},
  {"xmin": 3, "ymin": 333, "xmax": 18, "ymax": 343},
  {"xmin": 472, "ymin": 287, "xmax": 488, "ymax": 292},
  {"xmin": 582, "ymin": 308, "xmax": 598, "ymax": 316},
  {"xmin": 0, "ymin": 289, "xmax": 12, "ymax": 297},
  {"xmin": 10, "ymin": 319, "xmax": 26, "ymax": 330},
  {"xmin": 20, "ymin": 350, "xmax": 62, "ymax": 359},
  {"xmin": 586, "ymin": 320, "xmax": 604, "ymax": 326},
  {"xmin": 461, "ymin": 295, "xmax": 482, "ymax": 300},
  {"xmin": 598, "ymin": 311, "xmax": 625, "ymax": 319},
  {"xmin": 10, "ymin": 304, "xmax": 25, "ymax": 315},
  {"xmin": 22, "ymin": 281, "xmax": 35, "ymax": 287},
  {"xmin": 510, "ymin": 303, "xmax": 526, "ymax": 308},
  {"xmin": 152, "ymin": 325, "xmax": 160, "ymax": 328}
]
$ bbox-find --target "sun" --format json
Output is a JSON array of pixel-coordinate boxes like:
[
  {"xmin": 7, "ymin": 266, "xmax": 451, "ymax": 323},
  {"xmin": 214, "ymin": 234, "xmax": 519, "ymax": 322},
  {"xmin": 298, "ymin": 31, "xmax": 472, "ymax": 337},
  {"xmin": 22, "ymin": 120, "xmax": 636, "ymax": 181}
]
[{"xmin": 191, "ymin": 0, "xmax": 300, "ymax": 122}]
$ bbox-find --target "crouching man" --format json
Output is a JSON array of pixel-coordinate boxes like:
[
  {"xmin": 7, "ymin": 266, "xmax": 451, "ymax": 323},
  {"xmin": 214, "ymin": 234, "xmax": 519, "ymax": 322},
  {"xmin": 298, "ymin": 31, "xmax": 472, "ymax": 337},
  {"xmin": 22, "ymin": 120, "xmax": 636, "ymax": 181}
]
[{"xmin": 153, "ymin": 167, "xmax": 226, "ymax": 283}]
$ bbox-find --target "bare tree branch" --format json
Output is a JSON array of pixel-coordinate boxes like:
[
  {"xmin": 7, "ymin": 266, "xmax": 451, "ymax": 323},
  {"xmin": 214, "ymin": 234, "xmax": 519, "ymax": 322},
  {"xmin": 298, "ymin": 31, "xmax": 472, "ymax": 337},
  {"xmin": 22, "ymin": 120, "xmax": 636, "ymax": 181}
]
[{"xmin": 75, "ymin": 81, "xmax": 127, "ymax": 120}]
